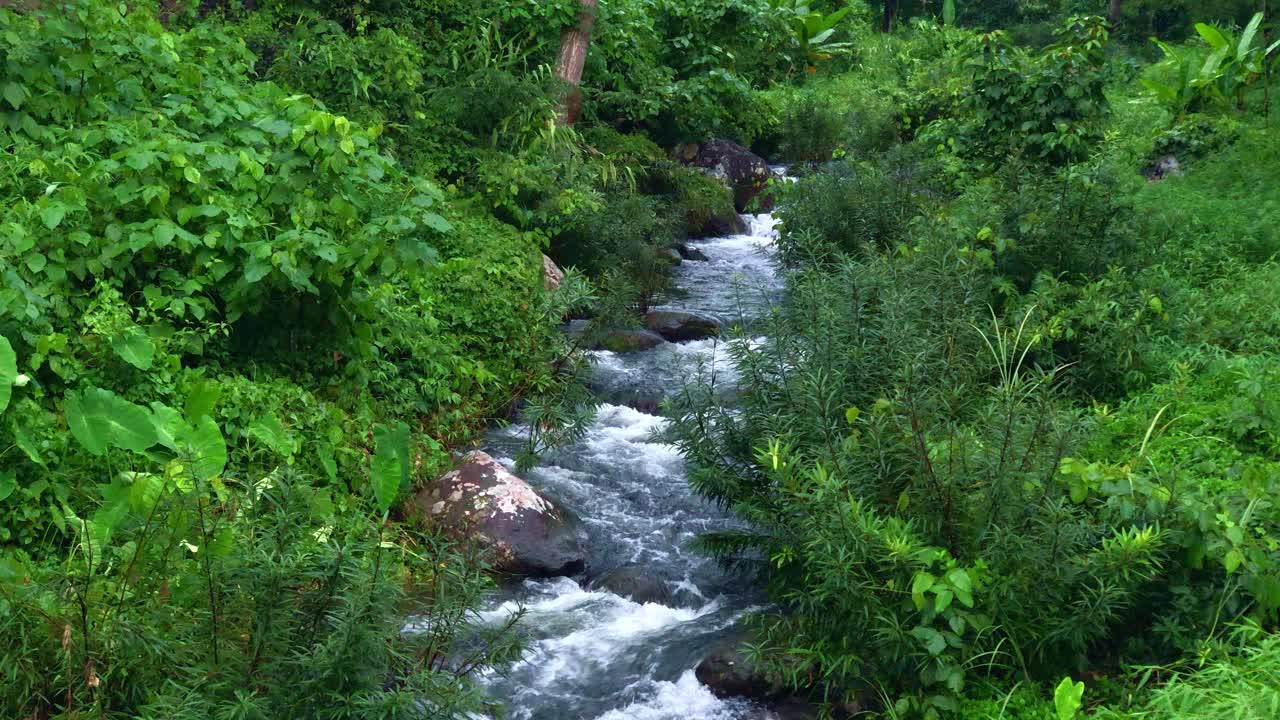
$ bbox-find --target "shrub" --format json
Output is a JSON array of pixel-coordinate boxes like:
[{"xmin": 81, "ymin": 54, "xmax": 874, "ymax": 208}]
[
  {"xmin": 773, "ymin": 146, "xmax": 944, "ymax": 263},
  {"xmin": 0, "ymin": 385, "xmax": 518, "ymax": 720},
  {"xmin": 552, "ymin": 192, "xmax": 680, "ymax": 311},
  {"xmin": 753, "ymin": 90, "xmax": 848, "ymax": 163},
  {"xmin": 984, "ymin": 161, "xmax": 1143, "ymax": 291},
  {"xmin": 0, "ymin": 4, "xmax": 450, "ymax": 362},
  {"xmin": 964, "ymin": 16, "xmax": 1111, "ymax": 165}
]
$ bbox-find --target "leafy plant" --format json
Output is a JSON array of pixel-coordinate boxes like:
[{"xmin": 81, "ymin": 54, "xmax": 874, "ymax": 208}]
[
  {"xmin": 1143, "ymin": 12, "xmax": 1280, "ymax": 116},
  {"xmin": 1053, "ymin": 677, "xmax": 1084, "ymax": 720},
  {"xmin": 769, "ymin": 0, "xmax": 855, "ymax": 67},
  {"xmin": 966, "ymin": 16, "xmax": 1111, "ymax": 164}
]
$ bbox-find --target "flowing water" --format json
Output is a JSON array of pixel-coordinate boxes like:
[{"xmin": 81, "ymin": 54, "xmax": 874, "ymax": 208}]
[{"xmin": 474, "ymin": 211, "xmax": 784, "ymax": 720}]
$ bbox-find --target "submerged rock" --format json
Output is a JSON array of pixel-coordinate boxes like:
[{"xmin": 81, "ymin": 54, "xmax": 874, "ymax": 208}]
[
  {"xmin": 643, "ymin": 310, "xmax": 721, "ymax": 342},
  {"xmin": 699, "ymin": 634, "xmax": 858, "ymax": 719},
  {"xmin": 600, "ymin": 329, "xmax": 667, "ymax": 353},
  {"xmin": 411, "ymin": 451, "xmax": 586, "ymax": 577},
  {"xmin": 691, "ymin": 139, "xmax": 775, "ymax": 213},
  {"xmin": 591, "ymin": 564, "xmax": 673, "ymax": 605},
  {"xmin": 696, "ymin": 633, "xmax": 785, "ymax": 700}
]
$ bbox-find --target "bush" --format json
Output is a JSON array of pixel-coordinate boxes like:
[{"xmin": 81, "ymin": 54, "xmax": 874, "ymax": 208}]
[
  {"xmin": 963, "ymin": 16, "xmax": 1111, "ymax": 165},
  {"xmin": 773, "ymin": 146, "xmax": 944, "ymax": 263},
  {"xmin": 552, "ymin": 192, "xmax": 680, "ymax": 311},
  {"xmin": 754, "ymin": 91, "xmax": 848, "ymax": 163},
  {"xmin": 0, "ymin": 390, "xmax": 518, "ymax": 720},
  {"xmin": 0, "ymin": 5, "xmax": 450, "ymax": 360}
]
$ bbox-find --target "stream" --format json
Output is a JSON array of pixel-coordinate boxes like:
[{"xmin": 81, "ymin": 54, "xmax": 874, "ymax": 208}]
[{"xmin": 473, "ymin": 209, "xmax": 785, "ymax": 720}]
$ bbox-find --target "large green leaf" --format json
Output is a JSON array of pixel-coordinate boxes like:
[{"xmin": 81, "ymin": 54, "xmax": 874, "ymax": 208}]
[
  {"xmin": 13, "ymin": 420, "xmax": 45, "ymax": 466},
  {"xmin": 149, "ymin": 402, "xmax": 186, "ymax": 451},
  {"xmin": 248, "ymin": 413, "xmax": 294, "ymax": 458},
  {"xmin": 1196, "ymin": 23, "xmax": 1230, "ymax": 53},
  {"xmin": 317, "ymin": 443, "xmax": 338, "ymax": 483},
  {"xmin": 65, "ymin": 388, "xmax": 159, "ymax": 456},
  {"xmin": 1054, "ymin": 677, "xmax": 1084, "ymax": 720},
  {"xmin": 181, "ymin": 415, "xmax": 227, "ymax": 482},
  {"xmin": 0, "ymin": 334, "xmax": 14, "ymax": 415},
  {"xmin": 370, "ymin": 422, "xmax": 410, "ymax": 514},
  {"xmin": 0, "ymin": 470, "xmax": 15, "ymax": 503},
  {"xmin": 184, "ymin": 379, "xmax": 221, "ymax": 423},
  {"xmin": 110, "ymin": 328, "xmax": 155, "ymax": 370},
  {"xmin": 126, "ymin": 472, "xmax": 164, "ymax": 515},
  {"xmin": 1238, "ymin": 12, "xmax": 1263, "ymax": 62}
]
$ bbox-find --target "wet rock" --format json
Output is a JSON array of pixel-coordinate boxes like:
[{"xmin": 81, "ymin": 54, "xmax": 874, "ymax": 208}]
[
  {"xmin": 696, "ymin": 634, "xmax": 785, "ymax": 700},
  {"xmin": 643, "ymin": 310, "xmax": 721, "ymax": 342},
  {"xmin": 655, "ymin": 246, "xmax": 683, "ymax": 266},
  {"xmin": 411, "ymin": 451, "xmax": 586, "ymax": 578},
  {"xmin": 591, "ymin": 564, "xmax": 673, "ymax": 604},
  {"xmin": 543, "ymin": 254, "xmax": 565, "ymax": 290},
  {"xmin": 691, "ymin": 139, "xmax": 774, "ymax": 213},
  {"xmin": 672, "ymin": 142, "xmax": 701, "ymax": 163},
  {"xmin": 700, "ymin": 635, "xmax": 861, "ymax": 719},
  {"xmin": 590, "ymin": 384, "xmax": 666, "ymax": 415},
  {"xmin": 678, "ymin": 244, "xmax": 711, "ymax": 262},
  {"xmin": 693, "ymin": 208, "xmax": 748, "ymax": 238},
  {"xmin": 743, "ymin": 699, "xmax": 822, "ymax": 720},
  {"xmin": 600, "ymin": 329, "xmax": 667, "ymax": 353}
]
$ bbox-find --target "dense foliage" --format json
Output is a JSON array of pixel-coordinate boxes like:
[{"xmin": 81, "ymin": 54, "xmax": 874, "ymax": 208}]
[
  {"xmin": 4, "ymin": 0, "xmax": 1279, "ymax": 718},
  {"xmin": 670, "ymin": 6, "xmax": 1280, "ymax": 719}
]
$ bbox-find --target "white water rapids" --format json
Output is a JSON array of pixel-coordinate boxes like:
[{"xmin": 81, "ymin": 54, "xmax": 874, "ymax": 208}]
[{"xmin": 472, "ymin": 212, "xmax": 785, "ymax": 719}]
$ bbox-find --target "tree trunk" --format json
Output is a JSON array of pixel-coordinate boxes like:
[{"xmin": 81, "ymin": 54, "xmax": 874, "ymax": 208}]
[
  {"xmin": 881, "ymin": 0, "xmax": 898, "ymax": 32},
  {"xmin": 554, "ymin": 0, "xmax": 598, "ymax": 126},
  {"xmin": 1108, "ymin": 0, "xmax": 1123, "ymax": 26}
]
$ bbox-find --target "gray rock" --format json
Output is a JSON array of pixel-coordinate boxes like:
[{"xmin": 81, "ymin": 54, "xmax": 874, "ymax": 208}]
[
  {"xmin": 411, "ymin": 451, "xmax": 586, "ymax": 577},
  {"xmin": 692, "ymin": 139, "xmax": 775, "ymax": 213},
  {"xmin": 698, "ymin": 633, "xmax": 864, "ymax": 718},
  {"xmin": 643, "ymin": 310, "xmax": 721, "ymax": 342},
  {"xmin": 743, "ymin": 699, "xmax": 821, "ymax": 720},
  {"xmin": 1145, "ymin": 154, "xmax": 1183, "ymax": 180},
  {"xmin": 694, "ymin": 209, "xmax": 748, "ymax": 238}
]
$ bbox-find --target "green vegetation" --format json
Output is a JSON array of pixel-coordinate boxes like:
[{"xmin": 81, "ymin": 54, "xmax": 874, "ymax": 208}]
[
  {"xmin": 4, "ymin": 0, "xmax": 1280, "ymax": 718},
  {"xmin": 669, "ymin": 3, "xmax": 1280, "ymax": 718}
]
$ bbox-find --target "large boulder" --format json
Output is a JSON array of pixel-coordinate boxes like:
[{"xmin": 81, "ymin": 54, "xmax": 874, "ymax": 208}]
[
  {"xmin": 543, "ymin": 254, "xmax": 565, "ymax": 290},
  {"xmin": 692, "ymin": 139, "xmax": 775, "ymax": 213},
  {"xmin": 704, "ymin": 211, "xmax": 748, "ymax": 237},
  {"xmin": 643, "ymin": 310, "xmax": 721, "ymax": 342},
  {"xmin": 412, "ymin": 451, "xmax": 586, "ymax": 577}
]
